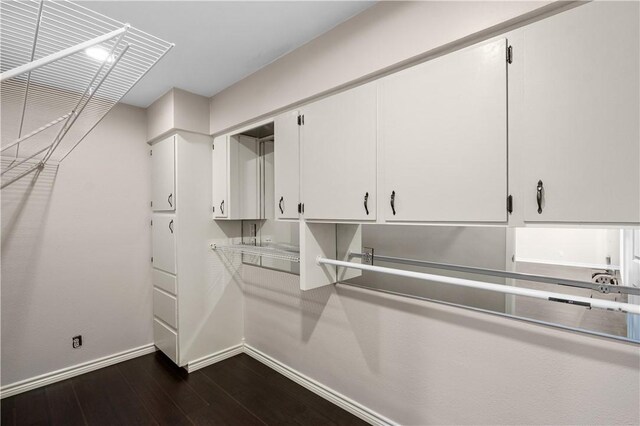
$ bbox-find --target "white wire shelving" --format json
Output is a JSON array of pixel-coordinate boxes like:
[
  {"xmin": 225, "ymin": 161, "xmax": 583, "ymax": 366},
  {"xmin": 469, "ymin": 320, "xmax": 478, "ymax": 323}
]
[
  {"xmin": 0, "ymin": 0, "xmax": 174, "ymax": 188},
  {"xmin": 210, "ymin": 243, "xmax": 301, "ymax": 263}
]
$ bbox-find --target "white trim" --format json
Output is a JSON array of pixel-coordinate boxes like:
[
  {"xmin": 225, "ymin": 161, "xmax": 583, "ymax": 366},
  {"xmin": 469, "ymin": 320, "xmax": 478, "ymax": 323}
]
[
  {"xmin": 244, "ymin": 344, "xmax": 397, "ymax": 426},
  {"xmin": 515, "ymin": 257, "xmax": 620, "ymax": 271},
  {"xmin": 0, "ymin": 343, "xmax": 156, "ymax": 399},
  {"xmin": 186, "ymin": 344, "xmax": 244, "ymax": 373}
]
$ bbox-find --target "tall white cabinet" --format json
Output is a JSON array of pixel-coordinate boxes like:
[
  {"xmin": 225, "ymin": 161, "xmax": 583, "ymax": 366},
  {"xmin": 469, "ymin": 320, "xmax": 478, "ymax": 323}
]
[
  {"xmin": 379, "ymin": 39, "xmax": 508, "ymax": 223},
  {"xmin": 511, "ymin": 1, "xmax": 639, "ymax": 224},
  {"xmin": 151, "ymin": 132, "xmax": 220, "ymax": 366}
]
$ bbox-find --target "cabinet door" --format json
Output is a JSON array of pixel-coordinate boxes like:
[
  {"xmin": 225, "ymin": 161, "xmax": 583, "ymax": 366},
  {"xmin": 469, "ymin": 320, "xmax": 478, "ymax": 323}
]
[
  {"xmin": 300, "ymin": 83, "xmax": 376, "ymax": 221},
  {"xmin": 212, "ymin": 135, "xmax": 228, "ymax": 218},
  {"xmin": 274, "ymin": 110, "xmax": 300, "ymax": 220},
  {"xmin": 516, "ymin": 2, "xmax": 639, "ymax": 223},
  {"xmin": 152, "ymin": 214, "xmax": 176, "ymax": 274},
  {"xmin": 380, "ymin": 39, "xmax": 507, "ymax": 223},
  {"xmin": 151, "ymin": 136, "xmax": 176, "ymax": 212}
]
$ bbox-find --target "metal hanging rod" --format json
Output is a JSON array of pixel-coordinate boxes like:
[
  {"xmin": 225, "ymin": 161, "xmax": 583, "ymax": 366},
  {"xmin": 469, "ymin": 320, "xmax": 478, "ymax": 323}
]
[
  {"xmin": 349, "ymin": 251, "xmax": 640, "ymax": 296},
  {"xmin": 318, "ymin": 257, "xmax": 640, "ymax": 316}
]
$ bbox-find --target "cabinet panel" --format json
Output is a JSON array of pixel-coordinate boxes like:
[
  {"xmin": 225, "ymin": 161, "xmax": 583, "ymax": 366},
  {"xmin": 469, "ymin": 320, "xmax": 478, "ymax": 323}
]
[
  {"xmin": 516, "ymin": 2, "xmax": 639, "ymax": 223},
  {"xmin": 380, "ymin": 39, "xmax": 507, "ymax": 223},
  {"xmin": 153, "ymin": 268, "xmax": 177, "ymax": 295},
  {"xmin": 212, "ymin": 135, "xmax": 228, "ymax": 218},
  {"xmin": 274, "ymin": 111, "xmax": 300, "ymax": 220},
  {"xmin": 300, "ymin": 83, "xmax": 377, "ymax": 221},
  {"xmin": 153, "ymin": 288, "xmax": 178, "ymax": 330},
  {"xmin": 229, "ymin": 135, "xmax": 259, "ymax": 219},
  {"xmin": 152, "ymin": 214, "xmax": 176, "ymax": 275},
  {"xmin": 151, "ymin": 135, "xmax": 176, "ymax": 212},
  {"xmin": 153, "ymin": 318, "xmax": 178, "ymax": 364}
]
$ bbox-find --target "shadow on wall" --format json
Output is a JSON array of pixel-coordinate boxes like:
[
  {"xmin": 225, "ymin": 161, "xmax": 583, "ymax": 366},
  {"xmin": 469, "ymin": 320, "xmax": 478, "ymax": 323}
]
[
  {"xmin": 336, "ymin": 284, "xmax": 640, "ymax": 369},
  {"xmin": 348, "ymin": 225, "xmax": 508, "ymax": 312},
  {"xmin": 241, "ymin": 266, "xmax": 336, "ymax": 343},
  {"xmin": 1, "ymin": 160, "xmax": 58, "ymax": 343}
]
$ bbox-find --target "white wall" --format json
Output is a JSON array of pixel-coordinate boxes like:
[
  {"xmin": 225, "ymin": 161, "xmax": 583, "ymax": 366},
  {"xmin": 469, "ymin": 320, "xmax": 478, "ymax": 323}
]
[
  {"xmin": 209, "ymin": 0, "xmax": 560, "ymax": 134},
  {"xmin": 516, "ymin": 228, "xmax": 621, "ymax": 269},
  {"xmin": 243, "ymin": 265, "xmax": 639, "ymax": 425},
  {"xmin": 212, "ymin": 1, "xmax": 640, "ymax": 424},
  {"xmin": 1, "ymin": 103, "xmax": 152, "ymax": 386}
]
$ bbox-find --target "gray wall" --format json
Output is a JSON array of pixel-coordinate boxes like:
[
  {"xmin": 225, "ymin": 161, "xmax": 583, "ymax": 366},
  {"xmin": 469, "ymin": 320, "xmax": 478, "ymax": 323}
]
[
  {"xmin": 243, "ymin": 257, "xmax": 640, "ymax": 424},
  {"xmin": 1, "ymin": 103, "xmax": 153, "ymax": 386}
]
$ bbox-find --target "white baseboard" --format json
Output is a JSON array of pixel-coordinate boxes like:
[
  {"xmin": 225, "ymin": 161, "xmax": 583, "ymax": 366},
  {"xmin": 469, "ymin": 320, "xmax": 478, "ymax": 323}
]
[
  {"xmin": 1, "ymin": 343, "xmax": 156, "ymax": 399},
  {"xmin": 2, "ymin": 341, "xmax": 392, "ymax": 426},
  {"xmin": 186, "ymin": 344, "xmax": 244, "ymax": 373},
  {"xmin": 244, "ymin": 344, "xmax": 396, "ymax": 426}
]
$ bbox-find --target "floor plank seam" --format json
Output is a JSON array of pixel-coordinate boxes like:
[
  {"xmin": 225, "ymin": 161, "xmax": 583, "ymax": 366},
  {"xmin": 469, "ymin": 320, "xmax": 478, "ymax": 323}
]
[
  {"xmin": 69, "ymin": 380, "xmax": 90, "ymax": 426},
  {"xmin": 115, "ymin": 363, "xmax": 178, "ymax": 425},
  {"xmin": 196, "ymin": 370, "xmax": 269, "ymax": 426}
]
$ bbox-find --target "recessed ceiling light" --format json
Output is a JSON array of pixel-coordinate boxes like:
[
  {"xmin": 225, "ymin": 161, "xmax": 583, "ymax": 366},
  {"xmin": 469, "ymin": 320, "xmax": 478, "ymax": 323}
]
[{"xmin": 85, "ymin": 46, "xmax": 114, "ymax": 63}]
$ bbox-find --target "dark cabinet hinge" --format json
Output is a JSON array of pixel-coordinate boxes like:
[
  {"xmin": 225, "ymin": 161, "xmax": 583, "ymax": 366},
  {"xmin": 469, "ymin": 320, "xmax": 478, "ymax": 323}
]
[
  {"xmin": 297, "ymin": 115, "xmax": 304, "ymax": 126},
  {"xmin": 150, "ymin": 220, "xmax": 153, "ymax": 226},
  {"xmin": 212, "ymin": 142, "xmax": 214, "ymax": 150},
  {"xmin": 151, "ymin": 257, "xmax": 154, "ymax": 263},
  {"xmin": 297, "ymin": 202, "xmax": 304, "ymax": 214},
  {"xmin": 506, "ymin": 45, "xmax": 513, "ymax": 64},
  {"xmin": 150, "ymin": 149, "xmax": 152, "ymax": 156},
  {"xmin": 507, "ymin": 195, "xmax": 513, "ymax": 214},
  {"xmin": 150, "ymin": 201, "xmax": 153, "ymax": 207},
  {"xmin": 212, "ymin": 205, "xmax": 215, "ymax": 213}
]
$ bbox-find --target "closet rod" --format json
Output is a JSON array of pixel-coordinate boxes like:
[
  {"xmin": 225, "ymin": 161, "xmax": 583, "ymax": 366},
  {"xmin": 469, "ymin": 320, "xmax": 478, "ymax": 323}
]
[
  {"xmin": 317, "ymin": 258, "xmax": 640, "ymax": 315},
  {"xmin": 350, "ymin": 252, "xmax": 639, "ymax": 296}
]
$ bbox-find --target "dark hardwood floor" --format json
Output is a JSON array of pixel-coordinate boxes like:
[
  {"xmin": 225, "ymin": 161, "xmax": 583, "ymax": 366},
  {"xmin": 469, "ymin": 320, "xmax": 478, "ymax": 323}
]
[{"xmin": 1, "ymin": 352, "xmax": 367, "ymax": 426}]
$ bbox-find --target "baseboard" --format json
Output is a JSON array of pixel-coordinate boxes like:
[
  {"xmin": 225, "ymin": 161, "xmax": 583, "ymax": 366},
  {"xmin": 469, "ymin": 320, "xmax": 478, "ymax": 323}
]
[
  {"xmin": 186, "ymin": 343, "xmax": 244, "ymax": 373},
  {"xmin": 2, "ymin": 341, "xmax": 393, "ymax": 425},
  {"xmin": 1, "ymin": 343, "xmax": 156, "ymax": 399},
  {"xmin": 244, "ymin": 344, "xmax": 396, "ymax": 426}
]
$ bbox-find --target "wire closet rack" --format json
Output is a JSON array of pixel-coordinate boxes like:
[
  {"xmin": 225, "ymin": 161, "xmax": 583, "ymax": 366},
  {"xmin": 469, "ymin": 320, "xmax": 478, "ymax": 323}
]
[
  {"xmin": 210, "ymin": 243, "xmax": 301, "ymax": 263},
  {"xmin": 0, "ymin": 0, "xmax": 174, "ymax": 188}
]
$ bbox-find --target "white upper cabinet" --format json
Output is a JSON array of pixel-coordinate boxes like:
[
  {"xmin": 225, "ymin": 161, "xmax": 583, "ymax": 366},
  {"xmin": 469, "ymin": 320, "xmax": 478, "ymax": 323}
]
[
  {"xmin": 379, "ymin": 39, "xmax": 508, "ymax": 223},
  {"xmin": 513, "ymin": 2, "xmax": 639, "ymax": 223},
  {"xmin": 152, "ymin": 214, "xmax": 176, "ymax": 275},
  {"xmin": 212, "ymin": 134, "xmax": 228, "ymax": 218},
  {"xmin": 274, "ymin": 110, "xmax": 300, "ymax": 220},
  {"xmin": 300, "ymin": 82, "xmax": 377, "ymax": 221},
  {"xmin": 151, "ymin": 135, "xmax": 176, "ymax": 212}
]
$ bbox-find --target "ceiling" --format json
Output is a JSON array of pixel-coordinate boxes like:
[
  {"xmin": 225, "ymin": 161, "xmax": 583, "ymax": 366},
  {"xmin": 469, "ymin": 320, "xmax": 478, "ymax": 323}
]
[{"xmin": 76, "ymin": 1, "xmax": 375, "ymax": 107}]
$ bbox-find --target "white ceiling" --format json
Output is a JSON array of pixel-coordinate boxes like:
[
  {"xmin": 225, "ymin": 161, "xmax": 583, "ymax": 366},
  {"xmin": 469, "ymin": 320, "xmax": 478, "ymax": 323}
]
[{"xmin": 76, "ymin": 1, "xmax": 375, "ymax": 107}]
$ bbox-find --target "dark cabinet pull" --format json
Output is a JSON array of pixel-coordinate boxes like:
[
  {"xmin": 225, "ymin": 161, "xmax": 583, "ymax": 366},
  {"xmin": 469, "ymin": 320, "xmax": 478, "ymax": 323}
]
[
  {"xmin": 390, "ymin": 191, "xmax": 396, "ymax": 215},
  {"xmin": 168, "ymin": 193, "xmax": 173, "ymax": 208},
  {"xmin": 279, "ymin": 196, "xmax": 284, "ymax": 214},
  {"xmin": 536, "ymin": 180, "xmax": 544, "ymax": 214},
  {"xmin": 169, "ymin": 219, "xmax": 174, "ymax": 234},
  {"xmin": 220, "ymin": 200, "xmax": 225, "ymax": 215},
  {"xmin": 364, "ymin": 192, "xmax": 369, "ymax": 215}
]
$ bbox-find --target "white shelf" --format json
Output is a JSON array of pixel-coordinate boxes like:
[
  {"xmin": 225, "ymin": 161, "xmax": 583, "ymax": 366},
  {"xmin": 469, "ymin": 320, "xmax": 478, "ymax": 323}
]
[{"xmin": 210, "ymin": 243, "xmax": 300, "ymax": 263}]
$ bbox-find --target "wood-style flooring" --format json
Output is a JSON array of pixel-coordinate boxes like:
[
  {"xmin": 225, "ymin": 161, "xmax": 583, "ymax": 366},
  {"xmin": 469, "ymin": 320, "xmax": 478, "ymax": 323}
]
[{"xmin": 1, "ymin": 352, "xmax": 367, "ymax": 426}]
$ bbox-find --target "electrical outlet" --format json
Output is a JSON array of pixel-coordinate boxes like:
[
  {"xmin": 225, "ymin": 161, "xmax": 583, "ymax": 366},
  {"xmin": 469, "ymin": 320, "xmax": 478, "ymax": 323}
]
[{"xmin": 72, "ymin": 335, "xmax": 82, "ymax": 349}]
